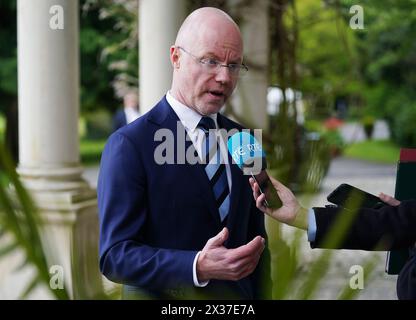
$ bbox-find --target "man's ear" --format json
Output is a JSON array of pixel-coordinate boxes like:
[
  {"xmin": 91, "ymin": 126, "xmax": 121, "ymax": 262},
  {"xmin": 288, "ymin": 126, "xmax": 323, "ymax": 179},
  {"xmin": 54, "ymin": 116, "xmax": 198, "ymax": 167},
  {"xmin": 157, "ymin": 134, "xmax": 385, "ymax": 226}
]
[{"xmin": 170, "ymin": 46, "xmax": 180, "ymax": 69}]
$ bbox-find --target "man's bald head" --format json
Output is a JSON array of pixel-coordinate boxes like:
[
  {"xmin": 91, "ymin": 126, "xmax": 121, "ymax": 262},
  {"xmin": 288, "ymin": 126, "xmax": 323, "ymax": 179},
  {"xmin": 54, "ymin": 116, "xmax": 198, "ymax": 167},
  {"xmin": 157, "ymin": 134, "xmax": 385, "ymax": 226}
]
[
  {"xmin": 175, "ymin": 7, "xmax": 242, "ymax": 53},
  {"xmin": 170, "ymin": 7, "xmax": 244, "ymax": 115}
]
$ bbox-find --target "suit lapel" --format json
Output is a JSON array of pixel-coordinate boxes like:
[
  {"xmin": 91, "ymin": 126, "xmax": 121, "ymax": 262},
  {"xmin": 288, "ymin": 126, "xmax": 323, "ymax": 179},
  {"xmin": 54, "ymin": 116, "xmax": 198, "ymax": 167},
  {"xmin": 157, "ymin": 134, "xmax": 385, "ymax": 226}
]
[
  {"xmin": 183, "ymin": 137, "xmax": 221, "ymax": 225},
  {"xmin": 227, "ymin": 157, "xmax": 244, "ymax": 224},
  {"xmin": 150, "ymin": 98, "xmax": 221, "ymax": 225}
]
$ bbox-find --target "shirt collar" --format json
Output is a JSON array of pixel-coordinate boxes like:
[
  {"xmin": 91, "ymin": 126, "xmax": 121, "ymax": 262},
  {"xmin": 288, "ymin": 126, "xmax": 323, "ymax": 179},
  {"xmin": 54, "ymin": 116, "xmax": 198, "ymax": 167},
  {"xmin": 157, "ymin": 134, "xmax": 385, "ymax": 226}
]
[{"xmin": 166, "ymin": 91, "xmax": 217, "ymax": 132}]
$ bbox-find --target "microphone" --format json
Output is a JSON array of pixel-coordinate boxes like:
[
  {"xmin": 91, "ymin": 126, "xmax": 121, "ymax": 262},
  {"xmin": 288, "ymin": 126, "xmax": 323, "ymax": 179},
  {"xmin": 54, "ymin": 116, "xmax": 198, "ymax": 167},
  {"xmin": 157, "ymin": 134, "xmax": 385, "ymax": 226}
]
[
  {"xmin": 227, "ymin": 131, "xmax": 281, "ymax": 209},
  {"xmin": 227, "ymin": 131, "xmax": 266, "ymax": 174}
]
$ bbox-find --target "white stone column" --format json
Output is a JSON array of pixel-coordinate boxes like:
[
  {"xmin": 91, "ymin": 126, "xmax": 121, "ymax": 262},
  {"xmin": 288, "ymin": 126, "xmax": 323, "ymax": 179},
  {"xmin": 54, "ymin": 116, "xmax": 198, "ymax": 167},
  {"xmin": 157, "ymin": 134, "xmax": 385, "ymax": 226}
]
[
  {"xmin": 230, "ymin": 0, "xmax": 269, "ymax": 130},
  {"xmin": 139, "ymin": 0, "xmax": 186, "ymax": 112},
  {"xmin": 17, "ymin": 0, "xmax": 102, "ymax": 299}
]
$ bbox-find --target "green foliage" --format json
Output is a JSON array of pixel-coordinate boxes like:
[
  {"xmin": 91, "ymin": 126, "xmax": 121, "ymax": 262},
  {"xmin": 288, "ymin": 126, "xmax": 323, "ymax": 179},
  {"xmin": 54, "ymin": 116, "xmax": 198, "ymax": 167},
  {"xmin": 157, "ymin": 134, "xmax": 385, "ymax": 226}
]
[
  {"xmin": 356, "ymin": 0, "xmax": 416, "ymax": 89},
  {"xmin": 391, "ymin": 102, "xmax": 416, "ymax": 147},
  {"xmin": 0, "ymin": 1, "xmax": 137, "ymax": 116},
  {"xmin": 0, "ymin": 1, "xmax": 17, "ymax": 99},
  {"xmin": 322, "ymin": 129, "xmax": 345, "ymax": 153},
  {"xmin": 83, "ymin": 110, "xmax": 112, "ymax": 140},
  {"xmin": 266, "ymin": 219, "xmax": 298, "ymax": 299},
  {"xmin": 80, "ymin": 139, "xmax": 106, "ymax": 166},
  {"xmin": 0, "ymin": 54, "xmax": 17, "ymax": 95},
  {"xmin": 360, "ymin": 115, "xmax": 375, "ymax": 127},
  {"xmin": 344, "ymin": 140, "xmax": 400, "ymax": 164},
  {"xmin": 267, "ymin": 0, "xmax": 356, "ymax": 194},
  {"xmin": 295, "ymin": 0, "xmax": 360, "ymax": 116},
  {"xmin": 267, "ymin": 118, "xmax": 332, "ymax": 193},
  {"xmin": 0, "ymin": 143, "xmax": 70, "ymax": 299},
  {"xmin": 337, "ymin": 256, "xmax": 379, "ymax": 300},
  {"xmin": 0, "ymin": 143, "xmax": 119, "ymax": 299},
  {"xmin": 384, "ymin": 90, "xmax": 416, "ymax": 147},
  {"xmin": 304, "ymin": 119, "xmax": 345, "ymax": 157},
  {"xmin": 347, "ymin": 0, "xmax": 416, "ymax": 146},
  {"xmin": 80, "ymin": 1, "xmax": 132, "ymax": 113},
  {"xmin": 0, "ymin": 114, "xmax": 5, "ymax": 141},
  {"xmin": 360, "ymin": 115, "xmax": 375, "ymax": 139},
  {"xmin": 297, "ymin": 133, "xmax": 332, "ymax": 192},
  {"xmin": 0, "ymin": 2, "xmax": 18, "ymax": 125},
  {"xmin": 81, "ymin": 0, "xmax": 138, "ymax": 105}
]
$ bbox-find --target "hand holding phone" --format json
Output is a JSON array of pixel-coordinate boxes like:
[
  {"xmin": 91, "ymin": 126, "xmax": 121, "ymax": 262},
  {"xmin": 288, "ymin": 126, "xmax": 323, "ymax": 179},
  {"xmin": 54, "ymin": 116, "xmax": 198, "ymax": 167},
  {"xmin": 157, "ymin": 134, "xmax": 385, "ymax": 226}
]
[
  {"xmin": 250, "ymin": 170, "xmax": 282, "ymax": 209},
  {"xmin": 249, "ymin": 173, "xmax": 309, "ymax": 230},
  {"xmin": 327, "ymin": 183, "xmax": 388, "ymax": 210}
]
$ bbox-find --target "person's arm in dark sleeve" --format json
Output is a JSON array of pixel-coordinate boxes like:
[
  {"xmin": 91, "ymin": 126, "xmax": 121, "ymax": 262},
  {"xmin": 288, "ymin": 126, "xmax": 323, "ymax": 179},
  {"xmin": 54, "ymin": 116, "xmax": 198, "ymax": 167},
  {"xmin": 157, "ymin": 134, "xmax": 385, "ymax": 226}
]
[
  {"xmin": 311, "ymin": 200, "xmax": 416, "ymax": 250},
  {"xmin": 97, "ymin": 132, "xmax": 197, "ymax": 291},
  {"xmin": 249, "ymin": 175, "xmax": 416, "ymax": 251}
]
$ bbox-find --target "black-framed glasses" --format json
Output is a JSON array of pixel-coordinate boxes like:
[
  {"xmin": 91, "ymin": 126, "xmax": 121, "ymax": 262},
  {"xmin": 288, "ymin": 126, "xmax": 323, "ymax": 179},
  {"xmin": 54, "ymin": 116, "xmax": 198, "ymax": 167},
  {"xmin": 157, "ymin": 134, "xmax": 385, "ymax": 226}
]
[{"xmin": 177, "ymin": 46, "xmax": 248, "ymax": 77}]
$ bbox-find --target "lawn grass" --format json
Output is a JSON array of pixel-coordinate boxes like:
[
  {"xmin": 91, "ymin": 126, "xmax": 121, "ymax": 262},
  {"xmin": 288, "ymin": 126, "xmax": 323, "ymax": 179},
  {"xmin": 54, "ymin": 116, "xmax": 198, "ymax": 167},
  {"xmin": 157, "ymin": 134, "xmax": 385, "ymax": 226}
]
[
  {"xmin": 80, "ymin": 139, "xmax": 106, "ymax": 166},
  {"xmin": 344, "ymin": 139, "xmax": 400, "ymax": 164}
]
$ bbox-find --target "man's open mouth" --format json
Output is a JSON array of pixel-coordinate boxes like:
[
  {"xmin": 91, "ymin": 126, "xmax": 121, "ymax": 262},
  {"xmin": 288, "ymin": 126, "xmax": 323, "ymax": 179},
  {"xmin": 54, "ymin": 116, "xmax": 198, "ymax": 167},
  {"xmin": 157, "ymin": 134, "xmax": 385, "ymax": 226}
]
[{"xmin": 208, "ymin": 90, "xmax": 224, "ymax": 97}]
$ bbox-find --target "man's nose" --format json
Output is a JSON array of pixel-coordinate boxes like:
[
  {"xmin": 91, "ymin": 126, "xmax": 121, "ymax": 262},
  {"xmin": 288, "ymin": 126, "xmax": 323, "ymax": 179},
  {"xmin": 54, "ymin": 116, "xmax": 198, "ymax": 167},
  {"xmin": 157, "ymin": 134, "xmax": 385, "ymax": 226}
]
[{"xmin": 215, "ymin": 65, "xmax": 233, "ymax": 84}]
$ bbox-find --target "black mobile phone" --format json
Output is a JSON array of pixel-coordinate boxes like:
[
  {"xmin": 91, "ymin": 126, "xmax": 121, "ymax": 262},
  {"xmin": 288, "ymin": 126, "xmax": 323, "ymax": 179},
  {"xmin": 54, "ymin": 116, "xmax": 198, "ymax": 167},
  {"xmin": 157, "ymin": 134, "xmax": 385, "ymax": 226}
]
[
  {"xmin": 327, "ymin": 183, "xmax": 387, "ymax": 209},
  {"xmin": 251, "ymin": 170, "xmax": 282, "ymax": 209}
]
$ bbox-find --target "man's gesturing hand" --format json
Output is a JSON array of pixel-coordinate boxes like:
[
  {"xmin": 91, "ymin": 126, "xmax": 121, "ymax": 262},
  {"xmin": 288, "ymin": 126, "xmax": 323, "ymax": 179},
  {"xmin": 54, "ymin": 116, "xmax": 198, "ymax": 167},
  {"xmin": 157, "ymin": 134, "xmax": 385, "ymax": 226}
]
[{"xmin": 196, "ymin": 227, "xmax": 265, "ymax": 282}]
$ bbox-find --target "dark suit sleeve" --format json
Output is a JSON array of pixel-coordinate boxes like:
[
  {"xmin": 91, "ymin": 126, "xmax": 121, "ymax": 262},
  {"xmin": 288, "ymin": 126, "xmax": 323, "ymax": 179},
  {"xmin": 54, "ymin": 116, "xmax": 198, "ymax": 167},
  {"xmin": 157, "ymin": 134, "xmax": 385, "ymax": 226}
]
[
  {"xmin": 247, "ymin": 201, "xmax": 272, "ymax": 299},
  {"xmin": 397, "ymin": 254, "xmax": 416, "ymax": 300},
  {"xmin": 311, "ymin": 200, "xmax": 416, "ymax": 250},
  {"xmin": 97, "ymin": 132, "xmax": 197, "ymax": 291}
]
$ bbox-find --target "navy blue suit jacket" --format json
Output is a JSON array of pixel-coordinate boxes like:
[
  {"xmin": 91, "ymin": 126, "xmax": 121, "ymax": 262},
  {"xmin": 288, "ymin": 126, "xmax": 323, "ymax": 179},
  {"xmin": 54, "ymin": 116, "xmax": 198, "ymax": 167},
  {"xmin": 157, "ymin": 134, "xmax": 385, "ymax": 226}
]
[{"xmin": 98, "ymin": 96, "xmax": 271, "ymax": 299}]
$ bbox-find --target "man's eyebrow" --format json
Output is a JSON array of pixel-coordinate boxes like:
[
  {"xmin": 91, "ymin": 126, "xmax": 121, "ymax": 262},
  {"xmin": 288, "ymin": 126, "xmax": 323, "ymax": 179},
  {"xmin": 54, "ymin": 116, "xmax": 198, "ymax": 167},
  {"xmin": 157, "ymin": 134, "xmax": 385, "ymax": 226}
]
[
  {"xmin": 202, "ymin": 52, "xmax": 220, "ymax": 58},
  {"xmin": 202, "ymin": 52, "xmax": 243, "ymax": 63}
]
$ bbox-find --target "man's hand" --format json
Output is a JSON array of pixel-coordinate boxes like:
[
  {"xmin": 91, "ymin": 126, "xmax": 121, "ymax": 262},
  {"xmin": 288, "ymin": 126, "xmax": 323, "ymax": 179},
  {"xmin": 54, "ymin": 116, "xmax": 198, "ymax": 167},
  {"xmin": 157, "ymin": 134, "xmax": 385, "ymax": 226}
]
[
  {"xmin": 249, "ymin": 175, "xmax": 308, "ymax": 230},
  {"xmin": 379, "ymin": 192, "xmax": 401, "ymax": 206},
  {"xmin": 196, "ymin": 228, "xmax": 265, "ymax": 282}
]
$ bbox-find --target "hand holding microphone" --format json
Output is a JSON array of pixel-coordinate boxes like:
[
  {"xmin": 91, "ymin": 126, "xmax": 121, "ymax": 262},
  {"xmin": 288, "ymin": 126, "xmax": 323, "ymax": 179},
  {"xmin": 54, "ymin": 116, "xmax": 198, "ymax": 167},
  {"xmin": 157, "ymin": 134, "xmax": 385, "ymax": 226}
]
[
  {"xmin": 227, "ymin": 131, "xmax": 281, "ymax": 209},
  {"xmin": 227, "ymin": 131, "xmax": 308, "ymax": 230}
]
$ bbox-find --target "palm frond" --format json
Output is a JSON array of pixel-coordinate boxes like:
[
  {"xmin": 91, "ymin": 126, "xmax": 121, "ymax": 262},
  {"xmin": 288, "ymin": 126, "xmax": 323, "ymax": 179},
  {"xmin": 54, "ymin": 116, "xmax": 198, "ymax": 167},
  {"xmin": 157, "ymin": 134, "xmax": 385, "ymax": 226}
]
[
  {"xmin": 337, "ymin": 252, "xmax": 380, "ymax": 300},
  {"xmin": 0, "ymin": 143, "xmax": 70, "ymax": 299},
  {"xmin": 13, "ymin": 256, "xmax": 30, "ymax": 273},
  {"xmin": 19, "ymin": 274, "xmax": 42, "ymax": 300},
  {"xmin": 0, "ymin": 226, "xmax": 6, "ymax": 239},
  {"xmin": 0, "ymin": 241, "xmax": 19, "ymax": 258}
]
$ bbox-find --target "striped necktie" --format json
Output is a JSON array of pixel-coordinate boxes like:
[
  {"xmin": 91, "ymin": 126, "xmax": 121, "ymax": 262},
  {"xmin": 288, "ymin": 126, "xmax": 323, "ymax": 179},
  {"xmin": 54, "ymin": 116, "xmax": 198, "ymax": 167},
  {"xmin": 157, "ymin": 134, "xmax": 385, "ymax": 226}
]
[{"xmin": 197, "ymin": 117, "xmax": 230, "ymax": 222}]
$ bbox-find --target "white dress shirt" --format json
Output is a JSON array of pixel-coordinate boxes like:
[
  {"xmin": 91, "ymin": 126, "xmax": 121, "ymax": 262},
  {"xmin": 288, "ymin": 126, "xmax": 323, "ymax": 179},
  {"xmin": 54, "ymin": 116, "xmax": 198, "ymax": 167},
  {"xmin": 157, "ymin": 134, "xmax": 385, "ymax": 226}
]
[
  {"xmin": 166, "ymin": 92, "xmax": 232, "ymax": 189},
  {"xmin": 166, "ymin": 91, "xmax": 232, "ymax": 287}
]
